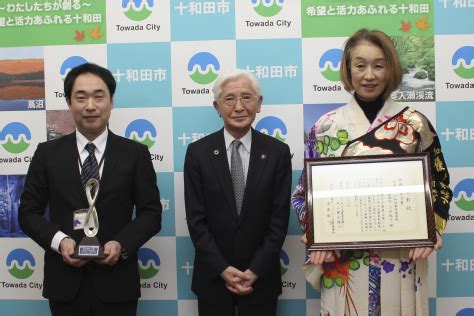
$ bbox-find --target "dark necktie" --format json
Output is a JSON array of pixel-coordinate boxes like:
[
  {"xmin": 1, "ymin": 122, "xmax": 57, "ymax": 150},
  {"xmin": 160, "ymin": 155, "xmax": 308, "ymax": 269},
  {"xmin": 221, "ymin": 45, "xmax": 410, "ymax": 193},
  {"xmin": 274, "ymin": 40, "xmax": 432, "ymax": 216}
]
[
  {"xmin": 80, "ymin": 143, "xmax": 100, "ymax": 190},
  {"xmin": 231, "ymin": 140, "xmax": 245, "ymax": 215}
]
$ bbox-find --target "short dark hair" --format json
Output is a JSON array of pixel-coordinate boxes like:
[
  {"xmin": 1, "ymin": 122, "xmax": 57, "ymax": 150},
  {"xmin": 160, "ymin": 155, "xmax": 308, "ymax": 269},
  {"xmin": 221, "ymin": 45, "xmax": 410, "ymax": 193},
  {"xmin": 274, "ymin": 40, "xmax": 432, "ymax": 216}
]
[
  {"xmin": 340, "ymin": 28, "xmax": 403, "ymax": 100},
  {"xmin": 64, "ymin": 63, "xmax": 116, "ymax": 103}
]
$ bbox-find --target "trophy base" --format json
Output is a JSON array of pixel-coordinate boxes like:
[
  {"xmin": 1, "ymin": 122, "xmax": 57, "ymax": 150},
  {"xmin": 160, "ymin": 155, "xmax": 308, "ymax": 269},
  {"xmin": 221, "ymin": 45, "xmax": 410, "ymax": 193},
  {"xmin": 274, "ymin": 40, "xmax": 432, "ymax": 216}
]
[{"xmin": 72, "ymin": 236, "xmax": 105, "ymax": 259}]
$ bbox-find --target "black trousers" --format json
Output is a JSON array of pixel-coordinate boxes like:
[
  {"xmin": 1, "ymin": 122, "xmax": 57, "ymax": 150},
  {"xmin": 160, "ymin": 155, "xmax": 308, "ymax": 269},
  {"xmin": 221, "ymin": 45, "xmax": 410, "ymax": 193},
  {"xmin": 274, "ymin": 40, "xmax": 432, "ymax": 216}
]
[
  {"xmin": 49, "ymin": 270, "xmax": 137, "ymax": 316},
  {"xmin": 198, "ymin": 295, "xmax": 278, "ymax": 316}
]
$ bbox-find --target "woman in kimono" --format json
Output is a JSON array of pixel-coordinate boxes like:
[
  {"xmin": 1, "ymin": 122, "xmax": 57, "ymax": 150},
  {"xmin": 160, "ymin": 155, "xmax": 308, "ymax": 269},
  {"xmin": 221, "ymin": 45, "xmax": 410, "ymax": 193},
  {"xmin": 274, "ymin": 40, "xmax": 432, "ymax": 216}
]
[{"xmin": 292, "ymin": 29, "xmax": 452, "ymax": 316}]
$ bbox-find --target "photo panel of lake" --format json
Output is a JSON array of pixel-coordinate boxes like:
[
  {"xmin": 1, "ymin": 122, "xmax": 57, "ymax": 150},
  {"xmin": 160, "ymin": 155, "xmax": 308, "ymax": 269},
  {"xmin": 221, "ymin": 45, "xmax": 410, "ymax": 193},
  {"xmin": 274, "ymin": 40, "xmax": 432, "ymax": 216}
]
[{"xmin": 0, "ymin": 47, "xmax": 45, "ymax": 111}]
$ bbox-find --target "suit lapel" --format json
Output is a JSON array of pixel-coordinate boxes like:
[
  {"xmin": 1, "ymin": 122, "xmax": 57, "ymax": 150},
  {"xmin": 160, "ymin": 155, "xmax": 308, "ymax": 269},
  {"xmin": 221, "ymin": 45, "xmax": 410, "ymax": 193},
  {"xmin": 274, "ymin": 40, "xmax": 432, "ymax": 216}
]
[
  {"xmin": 209, "ymin": 129, "xmax": 239, "ymax": 218},
  {"xmin": 61, "ymin": 133, "xmax": 89, "ymax": 205},
  {"xmin": 99, "ymin": 130, "xmax": 119, "ymax": 201},
  {"xmin": 239, "ymin": 129, "xmax": 267, "ymax": 222}
]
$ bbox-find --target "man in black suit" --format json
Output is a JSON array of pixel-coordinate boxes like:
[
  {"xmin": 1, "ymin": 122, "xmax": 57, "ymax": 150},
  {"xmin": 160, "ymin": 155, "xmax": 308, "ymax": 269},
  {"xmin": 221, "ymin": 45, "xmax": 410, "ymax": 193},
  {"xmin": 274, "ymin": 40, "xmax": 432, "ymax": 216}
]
[
  {"xmin": 18, "ymin": 63, "xmax": 162, "ymax": 316},
  {"xmin": 184, "ymin": 69, "xmax": 292, "ymax": 316}
]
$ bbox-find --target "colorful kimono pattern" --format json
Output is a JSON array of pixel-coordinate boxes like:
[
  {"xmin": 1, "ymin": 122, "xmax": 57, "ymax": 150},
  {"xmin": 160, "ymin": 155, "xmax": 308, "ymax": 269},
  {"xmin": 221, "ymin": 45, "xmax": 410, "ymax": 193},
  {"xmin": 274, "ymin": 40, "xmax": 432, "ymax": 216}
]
[{"xmin": 293, "ymin": 98, "xmax": 452, "ymax": 316}]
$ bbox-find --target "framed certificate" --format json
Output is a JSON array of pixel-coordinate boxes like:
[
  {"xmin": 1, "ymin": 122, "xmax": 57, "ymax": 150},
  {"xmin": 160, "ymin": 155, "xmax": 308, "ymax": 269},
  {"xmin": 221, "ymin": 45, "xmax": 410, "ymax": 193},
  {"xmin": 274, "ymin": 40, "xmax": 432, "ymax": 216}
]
[{"xmin": 304, "ymin": 153, "xmax": 436, "ymax": 250}]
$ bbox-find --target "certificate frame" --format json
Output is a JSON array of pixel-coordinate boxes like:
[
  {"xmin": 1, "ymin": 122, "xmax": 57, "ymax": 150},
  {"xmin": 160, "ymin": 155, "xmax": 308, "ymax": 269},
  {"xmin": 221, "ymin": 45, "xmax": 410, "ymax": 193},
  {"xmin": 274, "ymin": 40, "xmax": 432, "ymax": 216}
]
[{"xmin": 305, "ymin": 153, "xmax": 436, "ymax": 251}]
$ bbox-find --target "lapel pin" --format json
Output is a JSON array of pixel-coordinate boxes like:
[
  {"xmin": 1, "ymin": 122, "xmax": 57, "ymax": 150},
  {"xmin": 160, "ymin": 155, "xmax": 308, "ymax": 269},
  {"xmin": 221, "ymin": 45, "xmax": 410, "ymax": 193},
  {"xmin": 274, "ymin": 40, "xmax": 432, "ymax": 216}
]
[
  {"xmin": 213, "ymin": 149, "xmax": 219, "ymax": 155},
  {"xmin": 261, "ymin": 154, "xmax": 267, "ymax": 160}
]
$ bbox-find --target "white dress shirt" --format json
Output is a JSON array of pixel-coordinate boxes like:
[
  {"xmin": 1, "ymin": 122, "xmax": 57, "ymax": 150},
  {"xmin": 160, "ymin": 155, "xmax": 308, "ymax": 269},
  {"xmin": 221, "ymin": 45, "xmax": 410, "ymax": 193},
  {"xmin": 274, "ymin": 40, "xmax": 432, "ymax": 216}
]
[{"xmin": 50, "ymin": 129, "xmax": 108, "ymax": 253}]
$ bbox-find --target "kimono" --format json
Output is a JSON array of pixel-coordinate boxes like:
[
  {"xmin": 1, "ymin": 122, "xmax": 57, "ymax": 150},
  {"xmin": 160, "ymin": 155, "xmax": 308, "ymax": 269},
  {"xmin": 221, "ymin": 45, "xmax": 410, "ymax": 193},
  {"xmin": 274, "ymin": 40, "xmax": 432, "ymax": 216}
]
[{"xmin": 293, "ymin": 97, "xmax": 452, "ymax": 316}]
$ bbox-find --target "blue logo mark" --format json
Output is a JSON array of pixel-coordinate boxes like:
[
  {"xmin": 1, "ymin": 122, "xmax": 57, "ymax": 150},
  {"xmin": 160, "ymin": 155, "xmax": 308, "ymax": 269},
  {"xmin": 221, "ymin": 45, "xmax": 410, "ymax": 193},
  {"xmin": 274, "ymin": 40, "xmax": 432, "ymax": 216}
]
[
  {"xmin": 280, "ymin": 249, "xmax": 289, "ymax": 275},
  {"xmin": 187, "ymin": 52, "xmax": 220, "ymax": 85},
  {"xmin": 125, "ymin": 119, "xmax": 157, "ymax": 149},
  {"xmin": 255, "ymin": 116, "xmax": 287, "ymax": 142},
  {"xmin": 138, "ymin": 247, "xmax": 161, "ymax": 279},
  {"xmin": 60, "ymin": 56, "xmax": 88, "ymax": 80},
  {"xmin": 319, "ymin": 48, "xmax": 343, "ymax": 82},
  {"xmin": 457, "ymin": 308, "xmax": 474, "ymax": 316},
  {"xmin": 122, "ymin": 0, "xmax": 154, "ymax": 21},
  {"xmin": 452, "ymin": 46, "xmax": 474, "ymax": 79},
  {"xmin": 73, "ymin": 219, "xmax": 82, "ymax": 228},
  {"xmin": 453, "ymin": 178, "xmax": 474, "ymax": 211},
  {"xmin": 6, "ymin": 248, "xmax": 36, "ymax": 279},
  {"xmin": 0, "ymin": 122, "xmax": 31, "ymax": 154},
  {"xmin": 251, "ymin": 0, "xmax": 284, "ymax": 17}
]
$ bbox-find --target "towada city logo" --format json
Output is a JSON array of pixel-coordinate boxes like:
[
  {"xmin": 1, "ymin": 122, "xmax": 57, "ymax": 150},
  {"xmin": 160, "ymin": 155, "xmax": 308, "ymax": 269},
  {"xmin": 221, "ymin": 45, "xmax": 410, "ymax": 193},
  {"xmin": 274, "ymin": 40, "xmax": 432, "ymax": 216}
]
[
  {"xmin": 0, "ymin": 122, "xmax": 31, "ymax": 154},
  {"xmin": 138, "ymin": 247, "xmax": 160, "ymax": 279},
  {"xmin": 60, "ymin": 56, "xmax": 88, "ymax": 80},
  {"xmin": 255, "ymin": 116, "xmax": 287, "ymax": 142},
  {"xmin": 457, "ymin": 308, "xmax": 474, "ymax": 316},
  {"xmin": 252, "ymin": 0, "xmax": 284, "ymax": 17},
  {"xmin": 280, "ymin": 249, "xmax": 289, "ymax": 276},
  {"xmin": 125, "ymin": 119, "xmax": 157, "ymax": 149},
  {"xmin": 452, "ymin": 46, "xmax": 474, "ymax": 79},
  {"xmin": 6, "ymin": 248, "xmax": 35, "ymax": 279},
  {"xmin": 187, "ymin": 52, "xmax": 220, "ymax": 85},
  {"xmin": 319, "ymin": 48, "xmax": 343, "ymax": 82},
  {"xmin": 453, "ymin": 178, "xmax": 474, "ymax": 211},
  {"xmin": 122, "ymin": 0, "xmax": 154, "ymax": 21}
]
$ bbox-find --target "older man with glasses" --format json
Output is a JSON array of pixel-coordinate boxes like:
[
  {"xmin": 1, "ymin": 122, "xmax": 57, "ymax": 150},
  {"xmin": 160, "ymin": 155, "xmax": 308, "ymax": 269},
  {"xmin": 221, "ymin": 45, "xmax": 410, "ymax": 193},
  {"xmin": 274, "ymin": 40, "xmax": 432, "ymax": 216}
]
[{"xmin": 184, "ymin": 69, "xmax": 292, "ymax": 316}]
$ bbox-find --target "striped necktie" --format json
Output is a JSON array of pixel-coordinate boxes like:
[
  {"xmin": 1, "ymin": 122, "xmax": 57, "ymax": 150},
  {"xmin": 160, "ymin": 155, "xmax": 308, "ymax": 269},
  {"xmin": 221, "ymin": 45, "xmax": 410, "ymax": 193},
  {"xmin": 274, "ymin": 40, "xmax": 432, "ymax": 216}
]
[{"xmin": 80, "ymin": 143, "xmax": 100, "ymax": 190}]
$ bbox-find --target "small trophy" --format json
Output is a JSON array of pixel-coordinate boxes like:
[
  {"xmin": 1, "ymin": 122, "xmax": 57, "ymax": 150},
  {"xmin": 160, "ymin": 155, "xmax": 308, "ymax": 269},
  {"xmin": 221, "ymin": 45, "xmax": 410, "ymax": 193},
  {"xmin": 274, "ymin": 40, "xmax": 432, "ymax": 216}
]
[{"xmin": 73, "ymin": 178, "xmax": 105, "ymax": 259}]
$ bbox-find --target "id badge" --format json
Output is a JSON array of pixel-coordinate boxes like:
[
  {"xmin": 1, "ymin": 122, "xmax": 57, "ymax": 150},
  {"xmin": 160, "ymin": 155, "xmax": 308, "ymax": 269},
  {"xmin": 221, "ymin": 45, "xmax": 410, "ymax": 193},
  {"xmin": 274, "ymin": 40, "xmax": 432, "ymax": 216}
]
[{"xmin": 73, "ymin": 208, "xmax": 88, "ymax": 230}]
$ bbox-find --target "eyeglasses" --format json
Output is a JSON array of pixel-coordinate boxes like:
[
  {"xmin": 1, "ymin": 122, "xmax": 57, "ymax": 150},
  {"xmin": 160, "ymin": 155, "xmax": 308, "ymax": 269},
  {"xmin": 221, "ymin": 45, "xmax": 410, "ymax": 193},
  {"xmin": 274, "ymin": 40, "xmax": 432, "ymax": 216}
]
[{"xmin": 219, "ymin": 95, "xmax": 258, "ymax": 107}]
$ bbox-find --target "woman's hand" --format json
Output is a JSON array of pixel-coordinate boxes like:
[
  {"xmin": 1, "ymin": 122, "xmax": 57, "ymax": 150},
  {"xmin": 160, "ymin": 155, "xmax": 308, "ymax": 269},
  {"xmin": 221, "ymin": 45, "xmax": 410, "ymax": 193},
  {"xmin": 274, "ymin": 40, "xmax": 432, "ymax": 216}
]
[
  {"xmin": 308, "ymin": 251, "xmax": 335, "ymax": 265},
  {"xmin": 301, "ymin": 233, "xmax": 335, "ymax": 265},
  {"xmin": 409, "ymin": 231, "xmax": 443, "ymax": 260}
]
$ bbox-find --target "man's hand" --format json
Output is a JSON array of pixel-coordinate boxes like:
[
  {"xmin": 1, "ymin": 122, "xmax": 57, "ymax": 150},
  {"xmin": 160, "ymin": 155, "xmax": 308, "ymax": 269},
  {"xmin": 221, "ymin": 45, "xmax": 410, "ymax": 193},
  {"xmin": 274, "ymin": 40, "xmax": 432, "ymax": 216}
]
[
  {"xmin": 59, "ymin": 237, "xmax": 88, "ymax": 267},
  {"xmin": 221, "ymin": 266, "xmax": 253, "ymax": 295},
  {"xmin": 96, "ymin": 240, "xmax": 122, "ymax": 265},
  {"xmin": 409, "ymin": 231, "xmax": 443, "ymax": 260},
  {"xmin": 238, "ymin": 269, "xmax": 257, "ymax": 295}
]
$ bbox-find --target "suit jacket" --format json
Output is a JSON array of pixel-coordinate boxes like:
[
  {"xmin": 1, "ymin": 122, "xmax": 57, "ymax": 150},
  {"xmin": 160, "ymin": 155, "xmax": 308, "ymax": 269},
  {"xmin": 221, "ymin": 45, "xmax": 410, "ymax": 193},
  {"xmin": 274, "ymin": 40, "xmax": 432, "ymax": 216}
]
[
  {"xmin": 184, "ymin": 128, "xmax": 292, "ymax": 302},
  {"xmin": 18, "ymin": 131, "xmax": 162, "ymax": 302}
]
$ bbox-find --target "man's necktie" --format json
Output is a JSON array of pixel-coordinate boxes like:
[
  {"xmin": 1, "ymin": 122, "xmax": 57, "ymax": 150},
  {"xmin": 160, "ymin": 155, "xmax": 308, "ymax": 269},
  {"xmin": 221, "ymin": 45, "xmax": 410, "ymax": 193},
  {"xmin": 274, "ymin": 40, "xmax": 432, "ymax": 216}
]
[
  {"xmin": 231, "ymin": 140, "xmax": 245, "ymax": 215},
  {"xmin": 80, "ymin": 143, "xmax": 100, "ymax": 191}
]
